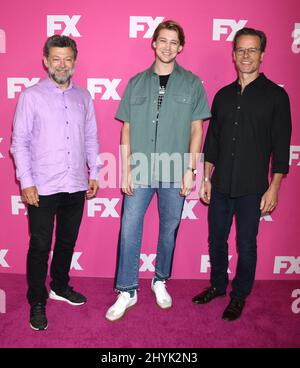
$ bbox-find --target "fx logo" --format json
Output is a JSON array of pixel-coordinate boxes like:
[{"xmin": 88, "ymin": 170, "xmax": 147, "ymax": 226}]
[
  {"xmin": 291, "ymin": 289, "xmax": 300, "ymax": 314},
  {"xmin": 129, "ymin": 16, "xmax": 164, "ymax": 38},
  {"xmin": 0, "ymin": 250, "xmax": 10, "ymax": 268},
  {"xmin": 87, "ymin": 198, "xmax": 120, "ymax": 217},
  {"xmin": 47, "ymin": 15, "xmax": 81, "ymax": 37},
  {"xmin": 0, "ymin": 29, "xmax": 6, "ymax": 53},
  {"xmin": 7, "ymin": 78, "xmax": 40, "ymax": 99},
  {"xmin": 212, "ymin": 19, "xmax": 248, "ymax": 41},
  {"xmin": 0, "ymin": 289, "xmax": 6, "ymax": 314},
  {"xmin": 289, "ymin": 146, "xmax": 300, "ymax": 166},
  {"xmin": 181, "ymin": 200, "xmax": 198, "ymax": 220},
  {"xmin": 87, "ymin": 79, "xmax": 121, "ymax": 100},
  {"xmin": 291, "ymin": 23, "xmax": 300, "ymax": 54},
  {"xmin": 50, "ymin": 251, "xmax": 83, "ymax": 270},
  {"xmin": 200, "ymin": 255, "xmax": 232, "ymax": 273},
  {"xmin": 273, "ymin": 256, "xmax": 300, "ymax": 274},
  {"xmin": 11, "ymin": 196, "xmax": 27, "ymax": 215},
  {"xmin": 140, "ymin": 253, "xmax": 156, "ymax": 272},
  {"xmin": 0, "ymin": 137, "xmax": 4, "ymax": 159}
]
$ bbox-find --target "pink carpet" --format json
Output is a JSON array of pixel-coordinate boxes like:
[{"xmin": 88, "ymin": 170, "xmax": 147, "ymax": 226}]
[{"xmin": 0, "ymin": 274, "xmax": 299, "ymax": 348}]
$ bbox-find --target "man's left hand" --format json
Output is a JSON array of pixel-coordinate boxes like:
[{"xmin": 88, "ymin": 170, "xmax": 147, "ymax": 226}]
[
  {"xmin": 180, "ymin": 170, "xmax": 195, "ymax": 197},
  {"xmin": 86, "ymin": 179, "xmax": 98, "ymax": 199},
  {"xmin": 260, "ymin": 186, "xmax": 278, "ymax": 215}
]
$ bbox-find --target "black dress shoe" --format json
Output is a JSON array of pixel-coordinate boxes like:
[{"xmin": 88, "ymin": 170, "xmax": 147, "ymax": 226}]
[
  {"xmin": 192, "ymin": 286, "xmax": 226, "ymax": 304},
  {"xmin": 222, "ymin": 298, "xmax": 245, "ymax": 321},
  {"xmin": 30, "ymin": 303, "xmax": 48, "ymax": 330}
]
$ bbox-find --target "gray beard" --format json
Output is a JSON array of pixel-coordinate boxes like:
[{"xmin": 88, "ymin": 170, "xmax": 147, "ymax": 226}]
[{"xmin": 48, "ymin": 69, "xmax": 73, "ymax": 85}]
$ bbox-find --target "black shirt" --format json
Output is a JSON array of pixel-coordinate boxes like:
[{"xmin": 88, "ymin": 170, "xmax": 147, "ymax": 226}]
[
  {"xmin": 157, "ymin": 74, "xmax": 170, "ymax": 113},
  {"xmin": 203, "ymin": 73, "xmax": 292, "ymax": 197},
  {"xmin": 154, "ymin": 75, "xmax": 170, "ymax": 153}
]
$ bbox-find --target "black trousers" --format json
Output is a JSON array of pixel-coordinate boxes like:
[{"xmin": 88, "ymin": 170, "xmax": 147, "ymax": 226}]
[
  {"xmin": 208, "ymin": 190, "xmax": 262, "ymax": 301},
  {"xmin": 27, "ymin": 191, "xmax": 85, "ymax": 306}
]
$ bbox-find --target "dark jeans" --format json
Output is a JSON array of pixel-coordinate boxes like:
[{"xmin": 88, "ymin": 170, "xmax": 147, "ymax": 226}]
[
  {"xmin": 208, "ymin": 190, "xmax": 262, "ymax": 300},
  {"xmin": 27, "ymin": 191, "xmax": 85, "ymax": 306}
]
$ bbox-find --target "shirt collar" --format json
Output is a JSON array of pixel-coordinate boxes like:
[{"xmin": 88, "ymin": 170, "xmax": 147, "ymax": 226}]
[
  {"xmin": 235, "ymin": 73, "xmax": 267, "ymax": 91},
  {"xmin": 147, "ymin": 61, "xmax": 182, "ymax": 77}
]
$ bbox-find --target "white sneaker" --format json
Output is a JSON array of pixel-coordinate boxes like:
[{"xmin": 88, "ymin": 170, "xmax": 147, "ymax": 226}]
[
  {"xmin": 105, "ymin": 291, "xmax": 137, "ymax": 321},
  {"xmin": 151, "ymin": 279, "xmax": 172, "ymax": 309}
]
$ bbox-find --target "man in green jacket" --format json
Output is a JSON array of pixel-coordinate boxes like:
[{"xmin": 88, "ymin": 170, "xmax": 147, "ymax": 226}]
[{"xmin": 106, "ymin": 20, "xmax": 211, "ymax": 321}]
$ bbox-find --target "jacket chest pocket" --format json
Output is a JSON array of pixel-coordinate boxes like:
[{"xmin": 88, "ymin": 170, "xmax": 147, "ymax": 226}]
[
  {"xmin": 172, "ymin": 94, "xmax": 193, "ymax": 105},
  {"xmin": 130, "ymin": 96, "xmax": 147, "ymax": 105}
]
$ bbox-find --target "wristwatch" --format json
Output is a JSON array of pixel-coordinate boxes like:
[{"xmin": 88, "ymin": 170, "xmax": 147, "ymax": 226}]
[{"xmin": 187, "ymin": 167, "xmax": 197, "ymax": 175}]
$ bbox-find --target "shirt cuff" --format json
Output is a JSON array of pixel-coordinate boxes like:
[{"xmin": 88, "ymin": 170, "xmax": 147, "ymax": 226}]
[
  {"xmin": 272, "ymin": 164, "xmax": 289, "ymax": 174},
  {"xmin": 89, "ymin": 167, "xmax": 100, "ymax": 181},
  {"xmin": 20, "ymin": 176, "xmax": 35, "ymax": 190}
]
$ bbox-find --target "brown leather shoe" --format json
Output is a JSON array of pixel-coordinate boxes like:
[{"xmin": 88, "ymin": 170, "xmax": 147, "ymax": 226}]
[
  {"xmin": 222, "ymin": 298, "xmax": 245, "ymax": 321},
  {"xmin": 192, "ymin": 287, "xmax": 226, "ymax": 304}
]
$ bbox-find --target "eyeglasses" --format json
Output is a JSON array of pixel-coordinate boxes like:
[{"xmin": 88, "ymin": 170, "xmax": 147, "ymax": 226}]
[{"xmin": 234, "ymin": 48, "xmax": 261, "ymax": 56}]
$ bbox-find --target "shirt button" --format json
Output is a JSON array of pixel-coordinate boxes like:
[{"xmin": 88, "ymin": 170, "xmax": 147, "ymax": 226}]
[
  {"xmin": 66, "ymin": 121, "xmax": 69, "ymax": 124},
  {"xmin": 67, "ymin": 137, "xmax": 69, "ymax": 139},
  {"xmin": 68, "ymin": 152, "xmax": 70, "ymax": 154},
  {"xmin": 152, "ymin": 120, "xmax": 155, "ymax": 123},
  {"xmin": 234, "ymin": 122, "xmax": 238, "ymax": 125},
  {"xmin": 233, "ymin": 137, "xmax": 236, "ymax": 141},
  {"xmin": 232, "ymin": 153, "xmax": 235, "ymax": 156},
  {"xmin": 65, "ymin": 106, "xmax": 68, "ymax": 109},
  {"xmin": 237, "ymin": 106, "xmax": 241, "ymax": 109}
]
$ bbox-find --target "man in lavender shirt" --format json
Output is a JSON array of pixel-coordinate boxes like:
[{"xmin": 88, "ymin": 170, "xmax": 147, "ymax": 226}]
[{"xmin": 11, "ymin": 35, "xmax": 100, "ymax": 331}]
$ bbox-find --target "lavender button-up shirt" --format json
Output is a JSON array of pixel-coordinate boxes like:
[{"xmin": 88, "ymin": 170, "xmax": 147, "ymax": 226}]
[{"xmin": 11, "ymin": 78, "xmax": 100, "ymax": 195}]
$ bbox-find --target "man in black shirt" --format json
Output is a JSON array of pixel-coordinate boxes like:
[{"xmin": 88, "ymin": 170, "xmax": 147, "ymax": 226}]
[{"xmin": 192, "ymin": 28, "xmax": 292, "ymax": 321}]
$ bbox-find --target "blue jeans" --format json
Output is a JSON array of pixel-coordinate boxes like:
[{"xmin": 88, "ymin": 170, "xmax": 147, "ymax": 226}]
[
  {"xmin": 208, "ymin": 190, "xmax": 262, "ymax": 300},
  {"xmin": 115, "ymin": 183, "xmax": 185, "ymax": 291}
]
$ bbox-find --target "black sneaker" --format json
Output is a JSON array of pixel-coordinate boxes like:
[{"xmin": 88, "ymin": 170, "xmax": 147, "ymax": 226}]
[
  {"xmin": 30, "ymin": 303, "xmax": 48, "ymax": 331},
  {"xmin": 49, "ymin": 286, "xmax": 87, "ymax": 306}
]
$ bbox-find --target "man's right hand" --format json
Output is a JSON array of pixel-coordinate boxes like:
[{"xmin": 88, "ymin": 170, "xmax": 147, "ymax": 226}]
[
  {"xmin": 199, "ymin": 179, "xmax": 211, "ymax": 204},
  {"xmin": 121, "ymin": 170, "xmax": 134, "ymax": 196},
  {"xmin": 22, "ymin": 186, "xmax": 39, "ymax": 207}
]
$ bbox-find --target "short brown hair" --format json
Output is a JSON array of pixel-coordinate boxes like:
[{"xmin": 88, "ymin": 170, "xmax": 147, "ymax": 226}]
[
  {"xmin": 152, "ymin": 20, "xmax": 185, "ymax": 47},
  {"xmin": 43, "ymin": 35, "xmax": 78, "ymax": 60},
  {"xmin": 233, "ymin": 27, "xmax": 267, "ymax": 53}
]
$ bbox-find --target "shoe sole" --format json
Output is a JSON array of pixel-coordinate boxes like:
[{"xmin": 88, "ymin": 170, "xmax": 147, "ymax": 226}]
[
  {"xmin": 192, "ymin": 294, "xmax": 226, "ymax": 304},
  {"xmin": 156, "ymin": 302, "xmax": 172, "ymax": 309},
  {"xmin": 105, "ymin": 302, "xmax": 137, "ymax": 322},
  {"xmin": 222, "ymin": 315, "xmax": 241, "ymax": 322},
  {"xmin": 49, "ymin": 290, "xmax": 86, "ymax": 306},
  {"xmin": 30, "ymin": 323, "xmax": 48, "ymax": 331}
]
